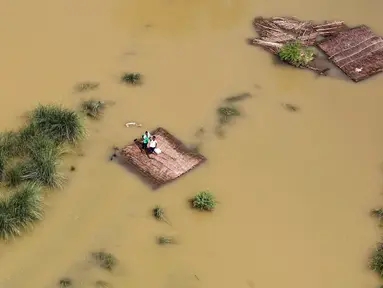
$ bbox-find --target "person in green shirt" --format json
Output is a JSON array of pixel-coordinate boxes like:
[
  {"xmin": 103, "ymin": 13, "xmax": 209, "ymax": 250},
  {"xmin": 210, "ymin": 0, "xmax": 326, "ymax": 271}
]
[{"xmin": 141, "ymin": 131, "xmax": 150, "ymax": 150}]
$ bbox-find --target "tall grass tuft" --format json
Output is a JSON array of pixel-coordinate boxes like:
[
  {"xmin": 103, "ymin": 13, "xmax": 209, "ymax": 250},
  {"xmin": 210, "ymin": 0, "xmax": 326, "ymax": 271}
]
[
  {"xmin": 4, "ymin": 163, "xmax": 24, "ymax": 187},
  {"xmin": 81, "ymin": 99, "xmax": 106, "ymax": 119},
  {"xmin": 0, "ymin": 183, "xmax": 43, "ymax": 240},
  {"xmin": 191, "ymin": 191, "xmax": 216, "ymax": 211},
  {"xmin": 278, "ymin": 41, "xmax": 314, "ymax": 67},
  {"xmin": 92, "ymin": 251, "xmax": 117, "ymax": 271},
  {"xmin": 0, "ymin": 131, "xmax": 22, "ymax": 158},
  {"xmin": 29, "ymin": 104, "xmax": 85, "ymax": 145},
  {"xmin": 21, "ymin": 148, "xmax": 65, "ymax": 189}
]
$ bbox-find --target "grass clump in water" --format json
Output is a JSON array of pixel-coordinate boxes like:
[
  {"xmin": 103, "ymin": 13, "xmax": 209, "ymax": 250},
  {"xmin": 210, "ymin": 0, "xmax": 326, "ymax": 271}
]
[
  {"xmin": 158, "ymin": 236, "xmax": 175, "ymax": 245},
  {"xmin": 217, "ymin": 105, "xmax": 241, "ymax": 124},
  {"xmin": 81, "ymin": 99, "xmax": 106, "ymax": 119},
  {"xmin": 278, "ymin": 41, "xmax": 314, "ymax": 67},
  {"xmin": 370, "ymin": 243, "xmax": 383, "ymax": 277},
  {"xmin": 58, "ymin": 278, "xmax": 73, "ymax": 287},
  {"xmin": 153, "ymin": 205, "xmax": 171, "ymax": 225},
  {"xmin": 0, "ymin": 131, "xmax": 23, "ymax": 158},
  {"xmin": 0, "ymin": 183, "xmax": 43, "ymax": 240},
  {"xmin": 92, "ymin": 251, "xmax": 117, "ymax": 271},
  {"xmin": 3, "ymin": 163, "xmax": 24, "ymax": 187},
  {"xmin": 29, "ymin": 104, "xmax": 85, "ymax": 145},
  {"xmin": 74, "ymin": 81, "xmax": 99, "ymax": 92},
  {"xmin": 121, "ymin": 72, "xmax": 141, "ymax": 85},
  {"xmin": 191, "ymin": 191, "xmax": 216, "ymax": 211},
  {"xmin": 95, "ymin": 280, "xmax": 110, "ymax": 288}
]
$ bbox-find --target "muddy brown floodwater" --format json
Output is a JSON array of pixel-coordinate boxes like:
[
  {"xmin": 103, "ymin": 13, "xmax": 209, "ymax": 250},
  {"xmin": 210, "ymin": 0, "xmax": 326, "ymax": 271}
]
[{"xmin": 0, "ymin": 0, "xmax": 383, "ymax": 287}]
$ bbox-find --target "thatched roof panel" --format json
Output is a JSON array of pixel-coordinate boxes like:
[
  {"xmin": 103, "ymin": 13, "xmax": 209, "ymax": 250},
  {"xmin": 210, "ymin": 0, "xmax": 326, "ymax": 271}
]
[{"xmin": 119, "ymin": 127, "xmax": 206, "ymax": 189}]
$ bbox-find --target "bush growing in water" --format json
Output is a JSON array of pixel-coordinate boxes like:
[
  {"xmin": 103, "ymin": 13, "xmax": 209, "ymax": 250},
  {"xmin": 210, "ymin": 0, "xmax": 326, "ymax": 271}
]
[
  {"xmin": 121, "ymin": 72, "xmax": 141, "ymax": 85},
  {"xmin": 0, "ymin": 183, "xmax": 43, "ymax": 240},
  {"xmin": 191, "ymin": 191, "xmax": 216, "ymax": 211},
  {"xmin": 278, "ymin": 41, "xmax": 314, "ymax": 67},
  {"xmin": 92, "ymin": 251, "xmax": 117, "ymax": 271},
  {"xmin": 81, "ymin": 99, "xmax": 106, "ymax": 119},
  {"xmin": 29, "ymin": 104, "xmax": 85, "ymax": 145},
  {"xmin": 370, "ymin": 243, "xmax": 383, "ymax": 277},
  {"xmin": 58, "ymin": 278, "xmax": 73, "ymax": 287}
]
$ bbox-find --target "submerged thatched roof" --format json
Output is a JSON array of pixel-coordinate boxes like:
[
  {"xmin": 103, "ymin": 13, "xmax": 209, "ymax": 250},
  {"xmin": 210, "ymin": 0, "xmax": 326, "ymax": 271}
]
[
  {"xmin": 317, "ymin": 25, "xmax": 383, "ymax": 82},
  {"xmin": 118, "ymin": 127, "xmax": 206, "ymax": 189},
  {"xmin": 251, "ymin": 16, "xmax": 347, "ymax": 52}
]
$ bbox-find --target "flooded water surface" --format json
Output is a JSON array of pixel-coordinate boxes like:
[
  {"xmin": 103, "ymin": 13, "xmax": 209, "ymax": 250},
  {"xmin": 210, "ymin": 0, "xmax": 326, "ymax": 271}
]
[{"xmin": 0, "ymin": 0, "xmax": 383, "ymax": 287}]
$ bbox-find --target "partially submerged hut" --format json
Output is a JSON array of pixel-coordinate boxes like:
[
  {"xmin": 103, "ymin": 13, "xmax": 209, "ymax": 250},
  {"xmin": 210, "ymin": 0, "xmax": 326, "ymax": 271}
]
[
  {"xmin": 317, "ymin": 25, "xmax": 383, "ymax": 82},
  {"xmin": 250, "ymin": 16, "xmax": 383, "ymax": 81},
  {"xmin": 118, "ymin": 127, "xmax": 206, "ymax": 189}
]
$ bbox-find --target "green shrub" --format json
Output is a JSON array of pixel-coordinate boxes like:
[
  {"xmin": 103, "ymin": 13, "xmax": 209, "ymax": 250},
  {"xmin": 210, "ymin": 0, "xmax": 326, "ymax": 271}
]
[
  {"xmin": 278, "ymin": 41, "xmax": 314, "ymax": 67},
  {"xmin": 81, "ymin": 99, "xmax": 105, "ymax": 119},
  {"xmin": 121, "ymin": 72, "xmax": 141, "ymax": 85},
  {"xmin": 191, "ymin": 191, "xmax": 216, "ymax": 211},
  {"xmin": 29, "ymin": 104, "xmax": 85, "ymax": 145},
  {"xmin": 92, "ymin": 251, "xmax": 117, "ymax": 271},
  {"xmin": 0, "ymin": 183, "xmax": 43, "ymax": 240},
  {"xmin": 370, "ymin": 243, "xmax": 383, "ymax": 277}
]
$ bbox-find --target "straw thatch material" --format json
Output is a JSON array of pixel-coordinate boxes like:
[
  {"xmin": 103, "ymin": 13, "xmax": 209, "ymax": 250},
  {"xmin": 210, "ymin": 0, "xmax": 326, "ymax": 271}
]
[
  {"xmin": 317, "ymin": 25, "xmax": 383, "ymax": 82},
  {"xmin": 119, "ymin": 127, "xmax": 206, "ymax": 189},
  {"xmin": 250, "ymin": 16, "xmax": 346, "ymax": 75}
]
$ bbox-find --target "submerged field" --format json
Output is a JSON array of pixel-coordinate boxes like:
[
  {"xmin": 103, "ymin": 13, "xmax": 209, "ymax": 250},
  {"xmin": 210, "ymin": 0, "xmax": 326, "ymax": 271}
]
[{"xmin": 0, "ymin": 0, "xmax": 383, "ymax": 287}]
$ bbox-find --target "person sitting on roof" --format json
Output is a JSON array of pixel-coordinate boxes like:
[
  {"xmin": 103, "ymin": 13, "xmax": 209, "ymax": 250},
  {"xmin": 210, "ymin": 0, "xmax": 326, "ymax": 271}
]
[
  {"xmin": 148, "ymin": 136, "xmax": 158, "ymax": 154},
  {"xmin": 141, "ymin": 131, "xmax": 150, "ymax": 150}
]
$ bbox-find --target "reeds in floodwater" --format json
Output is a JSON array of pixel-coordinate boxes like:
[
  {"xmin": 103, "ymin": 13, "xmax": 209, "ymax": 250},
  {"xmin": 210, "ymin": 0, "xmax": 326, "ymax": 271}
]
[
  {"xmin": 0, "ymin": 183, "xmax": 44, "ymax": 240},
  {"xmin": 74, "ymin": 82, "xmax": 99, "ymax": 92},
  {"xmin": 92, "ymin": 251, "xmax": 117, "ymax": 271},
  {"xmin": 29, "ymin": 104, "xmax": 86, "ymax": 145},
  {"xmin": 121, "ymin": 72, "xmax": 141, "ymax": 85},
  {"xmin": 157, "ymin": 236, "xmax": 175, "ymax": 245},
  {"xmin": 225, "ymin": 92, "xmax": 252, "ymax": 103},
  {"xmin": 4, "ymin": 163, "xmax": 24, "ymax": 187},
  {"xmin": 81, "ymin": 99, "xmax": 106, "ymax": 119},
  {"xmin": 370, "ymin": 243, "xmax": 383, "ymax": 277},
  {"xmin": 191, "ymin": 191, "xmax": 216, "ymax": 211},
  {"xmin": 59, "ymin": 278, "xmax": 73, "ymax": 287},
  {"xmin": 153, "ymin": 205, "xmax": 171, "ymax": 225},
  {"xmin": 217, "ymin": 105, "xmax": 241, "ymax": 124},
  {"xmin": 95, "ymin": 280, "xmax": 111, "ymax": 288},
  {"xmin": 20, "ymin": 137, "xmax": 66, "ymax": 189}
]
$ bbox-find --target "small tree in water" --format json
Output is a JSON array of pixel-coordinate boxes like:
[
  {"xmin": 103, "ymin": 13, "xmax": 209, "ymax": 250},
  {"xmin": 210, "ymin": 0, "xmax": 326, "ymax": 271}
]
[{"xmin": 278, "ymin": 41, "xmax": 314, "ymax": 67}]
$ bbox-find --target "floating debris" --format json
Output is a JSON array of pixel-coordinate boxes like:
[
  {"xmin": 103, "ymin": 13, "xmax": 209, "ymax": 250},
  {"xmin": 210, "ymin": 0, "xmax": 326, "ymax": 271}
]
[
  {"xmin": 74, "ymin": 82, "xmax": 99, "ymax": 92},
  {"xmin": 125, "ymin": 122, "xmax": 142, "ymax": 128}
]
